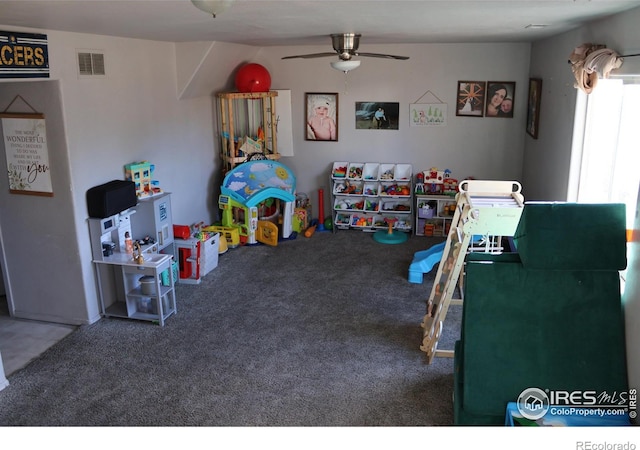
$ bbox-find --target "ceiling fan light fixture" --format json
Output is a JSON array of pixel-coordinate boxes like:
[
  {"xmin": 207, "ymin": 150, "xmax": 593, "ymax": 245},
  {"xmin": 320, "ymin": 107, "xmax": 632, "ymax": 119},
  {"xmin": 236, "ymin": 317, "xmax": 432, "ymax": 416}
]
[
  {"xmin": 330, "ymin": 60, "xmax": 361, "ymax": 73},
  {"xmin": 191, "ymin": 0, "xmax": 235, "ymax": 18}
]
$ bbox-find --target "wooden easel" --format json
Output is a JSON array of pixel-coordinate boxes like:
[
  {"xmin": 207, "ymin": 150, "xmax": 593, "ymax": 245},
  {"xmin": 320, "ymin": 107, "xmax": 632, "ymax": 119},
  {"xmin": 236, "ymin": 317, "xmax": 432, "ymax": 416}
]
[{"xmin": 420, "ymin": 180, "xmax": 525, "ymax": 364}]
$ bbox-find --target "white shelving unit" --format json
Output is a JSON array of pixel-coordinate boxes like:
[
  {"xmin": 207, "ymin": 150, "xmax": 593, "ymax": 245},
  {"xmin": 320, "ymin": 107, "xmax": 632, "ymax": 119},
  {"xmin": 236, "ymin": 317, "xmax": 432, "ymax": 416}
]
[
  {"xmin": 93, "ymin": 252, "xmax": 177, "ymax": 326},
  {"xmin": 89, "ymin": 192, "xmax": 178, "ymax": 326},
  {"xmin": 330, "ymin": 162, "xmax": 413, "ymax": 233},
  {"xmin": 414, "ymin": 194, "xmax": 458, "ymax": 237}
]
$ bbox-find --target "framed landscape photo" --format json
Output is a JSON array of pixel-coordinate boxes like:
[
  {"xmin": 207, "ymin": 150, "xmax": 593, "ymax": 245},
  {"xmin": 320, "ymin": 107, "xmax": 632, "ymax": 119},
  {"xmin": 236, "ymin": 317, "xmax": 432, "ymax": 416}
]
[
  {"xmin": 355, "ymin": 101, "xmax": 400, "ymax": 130},
  {"xmin": 455, "ymin": 81, "xmax": 486, "ymax": 117},
  {"xmin": 526, "ymin": 78, "xmax": 542, "ymax": 138},
  {"xmin": 305, "ymin": 92, "xmax": 338, "ymax": 141},
  {"xmin": 485, "ymin": 81, "xmax": 516, "ymax": 118}
]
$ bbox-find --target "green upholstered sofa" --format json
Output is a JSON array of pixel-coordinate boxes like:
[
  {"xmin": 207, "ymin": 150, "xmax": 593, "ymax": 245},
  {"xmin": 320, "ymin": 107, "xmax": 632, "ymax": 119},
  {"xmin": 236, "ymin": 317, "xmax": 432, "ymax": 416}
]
[{"xmin": 453, "ymin": 202, "xmax": 629, "ymax": 425}]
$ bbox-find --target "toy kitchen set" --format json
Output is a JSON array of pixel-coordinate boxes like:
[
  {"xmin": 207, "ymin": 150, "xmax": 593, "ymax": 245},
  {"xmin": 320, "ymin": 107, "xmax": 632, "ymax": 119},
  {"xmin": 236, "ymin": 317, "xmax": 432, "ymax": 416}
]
[{"xmin": 87, "ymin": 179, "xmax": 177, "ymax": 326}]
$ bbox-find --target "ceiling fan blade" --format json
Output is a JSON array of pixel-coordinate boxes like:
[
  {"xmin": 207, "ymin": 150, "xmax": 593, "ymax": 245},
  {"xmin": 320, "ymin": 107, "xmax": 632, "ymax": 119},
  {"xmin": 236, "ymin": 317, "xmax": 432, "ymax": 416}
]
[
  {"xmin": 282, "ymin": 52, "xmax": 337, "ymax": 60},
  {"xmin": 357, "ymin": 52, "xmax": 410, "ymax": 60}
]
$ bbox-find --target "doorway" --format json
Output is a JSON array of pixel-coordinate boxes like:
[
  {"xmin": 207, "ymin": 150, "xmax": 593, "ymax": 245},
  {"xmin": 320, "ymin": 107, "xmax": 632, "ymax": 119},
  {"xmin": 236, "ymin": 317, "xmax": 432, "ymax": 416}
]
[{"xmin": 0, "ymin": 81, "xmax": 85, "ymax": 376}]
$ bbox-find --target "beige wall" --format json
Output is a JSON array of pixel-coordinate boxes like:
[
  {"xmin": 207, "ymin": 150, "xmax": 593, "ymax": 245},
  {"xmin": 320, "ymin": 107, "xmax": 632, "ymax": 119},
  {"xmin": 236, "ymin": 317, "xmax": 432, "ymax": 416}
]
[{"xmin": 523, "ymin": 6, "xmax": 640, "ymax": 201}]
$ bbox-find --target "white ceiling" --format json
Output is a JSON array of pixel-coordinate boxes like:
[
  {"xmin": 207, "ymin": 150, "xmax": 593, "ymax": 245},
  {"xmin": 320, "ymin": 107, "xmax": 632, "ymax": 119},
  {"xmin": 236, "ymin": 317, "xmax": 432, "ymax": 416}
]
[{"xmin": 0, "ymin": 0, "xmax": 639, "ymax": 48}]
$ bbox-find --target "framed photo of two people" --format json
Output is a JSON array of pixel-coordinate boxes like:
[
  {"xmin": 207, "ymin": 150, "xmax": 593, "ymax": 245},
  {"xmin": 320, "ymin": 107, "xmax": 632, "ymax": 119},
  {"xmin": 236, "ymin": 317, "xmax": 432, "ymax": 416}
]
[{"xmin": 455, "ymin": 81, "xmax": 515, "ymax": 118}]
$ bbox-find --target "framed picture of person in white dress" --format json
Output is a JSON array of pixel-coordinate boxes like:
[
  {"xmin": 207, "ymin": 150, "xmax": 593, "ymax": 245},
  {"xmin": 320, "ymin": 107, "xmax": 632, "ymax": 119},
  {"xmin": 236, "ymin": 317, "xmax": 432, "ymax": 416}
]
[
  {"xmin": 305, "ymin": 93, "xmax": 338, "ymax": 141},
  {"xmin": 455, "ymin": 81, "xmax": 486, "ymax": 117}
]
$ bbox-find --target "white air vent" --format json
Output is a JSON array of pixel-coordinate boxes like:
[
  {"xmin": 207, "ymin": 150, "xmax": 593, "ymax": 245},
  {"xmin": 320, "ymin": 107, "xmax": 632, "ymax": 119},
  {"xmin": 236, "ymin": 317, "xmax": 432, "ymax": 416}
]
[{"xmin": 77, "ymin": 50, "xmax": 105, "ymax": 77}]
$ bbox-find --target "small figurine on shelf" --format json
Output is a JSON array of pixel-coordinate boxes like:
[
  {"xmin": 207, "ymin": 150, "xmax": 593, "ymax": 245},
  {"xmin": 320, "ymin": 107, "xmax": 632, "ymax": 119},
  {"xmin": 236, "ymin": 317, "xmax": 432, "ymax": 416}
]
[
  {"xmin": 415, "ymin": 172, "xmax": 425, "ymax": 194},
  {"xmin": 443, "ymin": 178, "xmax": 459, "ymax": 196},
  {"xmin": 424, "ymin": 167, "xmax": 444, "ymax": 194},
  {"xmin": 125, "ymin": 231, "xmax": 134, "ymax": 254}
]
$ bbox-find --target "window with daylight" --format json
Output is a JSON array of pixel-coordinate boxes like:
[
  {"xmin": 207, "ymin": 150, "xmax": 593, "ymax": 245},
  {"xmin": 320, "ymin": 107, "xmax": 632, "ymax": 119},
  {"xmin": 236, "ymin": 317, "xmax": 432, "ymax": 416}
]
[{"xmin": 569, "ymin": 77, "xmax": 640, "ymax": 285}]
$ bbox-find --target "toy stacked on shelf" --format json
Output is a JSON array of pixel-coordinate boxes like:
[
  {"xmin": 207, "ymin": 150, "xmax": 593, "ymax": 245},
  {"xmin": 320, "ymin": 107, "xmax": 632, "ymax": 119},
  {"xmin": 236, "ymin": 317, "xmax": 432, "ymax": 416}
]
[
  {"xmin": 414, "ymin": 168, "xmax": 459, "ymax": 236},
  {"xmin": 292, "ymin": 193, "xmax": 312, "ymax": 233},
  {"xmin": 217, "ymin": 92, "xmax": 279, "ymax": 174},
  {"xmin": 124, "ymin": 161, "xmax": 162, "ymax": 198},
  {"xmin": 330, "ymin": 162, "xmax": 413, "ymax": 233},
  {"xmin": 173, "ymin": 224, "xmax": 220, "ymax": 284}
]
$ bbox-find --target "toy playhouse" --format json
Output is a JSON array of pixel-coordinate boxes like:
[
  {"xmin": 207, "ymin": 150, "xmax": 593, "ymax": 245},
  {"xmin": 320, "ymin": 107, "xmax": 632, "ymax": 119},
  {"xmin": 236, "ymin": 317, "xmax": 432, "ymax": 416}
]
[
  {"xmin": 124, "ymin": 161, "xmax": 162, "ymax": 198},
  {"xmin": 218, "ymin": 160, "xmax": 296, "ymax": 246}
]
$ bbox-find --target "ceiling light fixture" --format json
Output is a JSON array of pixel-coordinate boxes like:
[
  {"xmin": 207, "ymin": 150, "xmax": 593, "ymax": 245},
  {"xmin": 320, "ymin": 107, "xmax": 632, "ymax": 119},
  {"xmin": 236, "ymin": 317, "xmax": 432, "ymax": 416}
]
[
  {"xmin": 330, "ymin": 60, "xmax": 361, "ymax": 73},
  {"xmin": 525, "ymin": 24, "xmax": 548, "ymax": 29},
  {"xmin": 191, "ymin": 0, "xmax": 235, "ymax": 18},
  {"xmin": 330, "ymin": 60, "xmax": 361, "ymax": 95}
]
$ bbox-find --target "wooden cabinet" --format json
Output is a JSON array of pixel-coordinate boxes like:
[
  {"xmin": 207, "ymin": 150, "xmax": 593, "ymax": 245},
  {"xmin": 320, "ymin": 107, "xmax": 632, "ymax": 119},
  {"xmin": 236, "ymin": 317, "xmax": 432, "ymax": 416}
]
[{"xmin": 217, "ymin": 91, "xmax": 279, "ymax": 173}]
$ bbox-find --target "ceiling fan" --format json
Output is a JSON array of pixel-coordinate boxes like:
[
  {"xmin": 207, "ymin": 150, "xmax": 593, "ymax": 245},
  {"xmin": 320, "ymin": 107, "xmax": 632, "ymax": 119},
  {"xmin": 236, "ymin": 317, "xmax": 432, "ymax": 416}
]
[{"xmin": 282, "ymin": 33, "xmax": 410, "ymax": 64}]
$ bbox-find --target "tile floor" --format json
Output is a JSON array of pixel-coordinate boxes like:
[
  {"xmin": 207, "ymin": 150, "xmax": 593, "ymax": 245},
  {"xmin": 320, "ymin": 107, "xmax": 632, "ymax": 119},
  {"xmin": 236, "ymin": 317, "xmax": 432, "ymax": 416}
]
[{"xmin": 0, "ymin": 296, "xmax": 76, "ymax": 377}]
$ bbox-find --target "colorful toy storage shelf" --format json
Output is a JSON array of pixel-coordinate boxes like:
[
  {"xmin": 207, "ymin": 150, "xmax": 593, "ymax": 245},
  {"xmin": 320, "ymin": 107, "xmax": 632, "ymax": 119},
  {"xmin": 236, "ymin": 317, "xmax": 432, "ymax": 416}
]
[
  {"xmin": 217, "ymin": 91, "xmax": 279, "ymax": 174},
  {"xmin": 415, "ymin": 195, "xmax": 457, "ymax": 236},
  {"xmin": 330, "ymin": 162, "xmax": 413, "ymax": 233}
]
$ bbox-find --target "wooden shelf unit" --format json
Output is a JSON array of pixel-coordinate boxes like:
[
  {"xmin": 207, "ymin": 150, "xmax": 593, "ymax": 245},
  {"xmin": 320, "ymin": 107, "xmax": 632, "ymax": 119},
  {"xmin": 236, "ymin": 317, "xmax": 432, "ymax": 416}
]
[{"xmin": 217, "ymin": 91, "xmax": 279, "ymax": 173}]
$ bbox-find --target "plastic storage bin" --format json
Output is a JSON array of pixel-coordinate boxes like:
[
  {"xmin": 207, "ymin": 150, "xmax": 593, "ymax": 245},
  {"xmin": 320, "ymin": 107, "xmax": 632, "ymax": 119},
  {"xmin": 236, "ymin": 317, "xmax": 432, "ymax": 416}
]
[
  {"xmin": 334, "ymin": 213, "xmax": 352, "ymax": 229},
  {"xmin": 363, "ymin": 182, "xmax": 378, "ymax": 196},
  {"xmin": 363, "ymin": 199, "xmax": 380, "ymax": 212},
  {"xmin": 350, "ymin": 214, "xmax": 375, "ymax": 229},
  {"xmin": 379, "ymin": 182, "xmax": 411, "ymax": 197},
  {"xmin": 378, "ymin": 163, "xmax": 395, "ymax": 180},
  {"xmin": 331, "ymin": 162, "xmax": 349, "ymax": 179},
  {"xmin": 333, "ymin": 180, "xmax": 363, "ymax": 195},
  {"xmin": 200, "ymin": 233, "xmax": 220, "ymax": 276},
  {"xmin": 379, "ymin": 199, "xmax": 411, "ymax": 213},
  {"xmin": 362, "ymin": 163, "xmax": 380, "ymax": 180},
  {"xmin": 347, "ymin": 163, "xmax": 365, "ymax": 180},
  {"xmin": 394, "ymin": 164, "xmax": 412, "ymax": 181},
  {"xmin": 334, "ymin": 197, "xmax": 364, "ymax": 212}
]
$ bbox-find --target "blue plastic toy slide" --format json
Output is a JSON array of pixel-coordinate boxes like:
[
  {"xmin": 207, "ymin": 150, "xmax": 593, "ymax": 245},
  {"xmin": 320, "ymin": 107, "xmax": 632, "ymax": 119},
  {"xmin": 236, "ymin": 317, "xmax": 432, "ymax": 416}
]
[{"xmin": 408, "ymin": 241, "xmax": 446, "ymax": 284}]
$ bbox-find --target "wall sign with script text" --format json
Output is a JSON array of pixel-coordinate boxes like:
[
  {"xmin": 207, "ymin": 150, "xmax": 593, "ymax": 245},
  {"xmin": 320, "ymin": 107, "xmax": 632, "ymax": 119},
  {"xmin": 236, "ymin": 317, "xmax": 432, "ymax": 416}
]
[
  {"xmin": 0, "ymin": 31, "xmax": 49, "ymax": 78},
  {"xmin": 1, "ymin": 114, "xmax": 53, "ymax": 196}
]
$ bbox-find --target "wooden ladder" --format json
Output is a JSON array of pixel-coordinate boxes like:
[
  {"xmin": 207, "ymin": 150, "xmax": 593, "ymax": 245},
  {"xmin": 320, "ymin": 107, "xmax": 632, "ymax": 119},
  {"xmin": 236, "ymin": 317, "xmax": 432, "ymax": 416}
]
[{"xmin": 420, "ymin": 180, "xmax": 525, "ymax": 363}]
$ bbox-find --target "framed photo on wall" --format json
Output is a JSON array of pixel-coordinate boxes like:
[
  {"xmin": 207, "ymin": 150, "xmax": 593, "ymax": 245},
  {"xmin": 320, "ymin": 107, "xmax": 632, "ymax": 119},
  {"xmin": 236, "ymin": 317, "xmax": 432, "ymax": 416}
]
[
  {"xmin": 485, "ymin": 81, "xmax": 515, "ymax": 118},
  {"xmin": 305, "ymin": 92, "xmax": 338, "ymax": 141},
  {"xmin": 526, "ymin": 78, "xmax": 542, "ymax": 138},
  {"xmin": 455, "ymin": 81, "xmax": 486, "ymax": 117},
  {"xmin": 355, "ymin": 102, "xmax": 400, "ymax": 130}
]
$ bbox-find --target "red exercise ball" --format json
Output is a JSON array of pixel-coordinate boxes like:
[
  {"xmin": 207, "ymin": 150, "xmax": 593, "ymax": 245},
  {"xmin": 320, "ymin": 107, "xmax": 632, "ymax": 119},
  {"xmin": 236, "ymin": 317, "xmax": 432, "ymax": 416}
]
[{"xmin": 235, "ymin": 63, "xmax": 271, "ymax": 93}]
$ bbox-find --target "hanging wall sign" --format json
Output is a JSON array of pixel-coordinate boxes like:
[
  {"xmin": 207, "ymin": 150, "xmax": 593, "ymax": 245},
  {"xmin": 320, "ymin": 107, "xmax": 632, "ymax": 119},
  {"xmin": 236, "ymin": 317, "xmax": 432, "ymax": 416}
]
[
  {"xmin": 1, "ymin": 113, "xmax": 53, "ymax": 196},
  {"xmin": 0, "ymin": 31, "xmax": 50, "ymax": 79},
  {"xmin": 410, "ymin": 103, "xmax": 447, "ymax": 127},
  {"xmin": 410, "ymin": 90, "xmax": 447, "ymax": 127}
]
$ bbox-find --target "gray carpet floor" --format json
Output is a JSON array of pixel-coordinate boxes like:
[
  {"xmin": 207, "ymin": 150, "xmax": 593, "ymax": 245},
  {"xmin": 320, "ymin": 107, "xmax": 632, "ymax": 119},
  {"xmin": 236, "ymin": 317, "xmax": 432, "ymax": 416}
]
[{"xmin": 0, "ymin": 230, "xmax": 460, "ymax": 426}]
